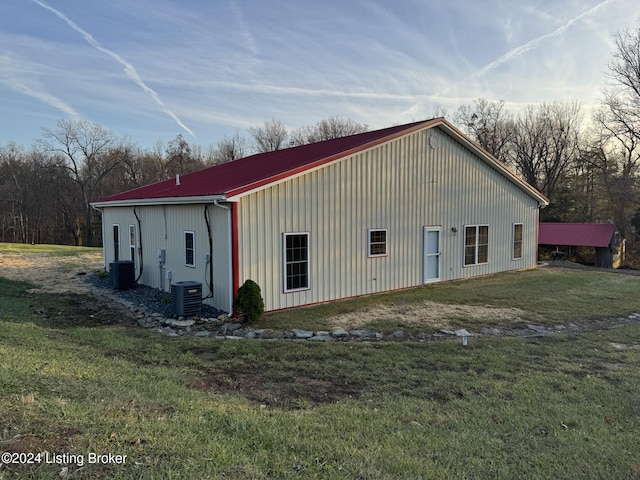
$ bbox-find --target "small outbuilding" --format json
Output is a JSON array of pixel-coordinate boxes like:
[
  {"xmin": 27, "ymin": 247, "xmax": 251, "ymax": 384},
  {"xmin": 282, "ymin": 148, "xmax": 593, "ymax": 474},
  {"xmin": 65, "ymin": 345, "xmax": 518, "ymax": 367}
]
[
  {"xmin": 538, "ymin": 222, "xmax": 625, "ymax": 268},
  {"xmin": 92, "ymin": 118, "xmax": 549, "ymax": 314}
]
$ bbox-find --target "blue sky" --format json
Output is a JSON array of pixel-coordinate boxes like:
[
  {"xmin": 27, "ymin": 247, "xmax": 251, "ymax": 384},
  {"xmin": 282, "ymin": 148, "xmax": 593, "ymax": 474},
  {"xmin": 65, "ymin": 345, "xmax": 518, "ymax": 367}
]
[{"xmin": 1, "ymin": 0, "xmax": 638, "ymax": 149}]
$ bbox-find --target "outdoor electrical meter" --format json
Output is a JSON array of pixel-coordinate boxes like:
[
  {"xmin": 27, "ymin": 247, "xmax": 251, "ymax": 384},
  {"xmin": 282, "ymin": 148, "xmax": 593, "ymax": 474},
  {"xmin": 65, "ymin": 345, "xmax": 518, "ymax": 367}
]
[{"xmin": 157, "ymin": 249, "xmax": 166, "ymax": 263}]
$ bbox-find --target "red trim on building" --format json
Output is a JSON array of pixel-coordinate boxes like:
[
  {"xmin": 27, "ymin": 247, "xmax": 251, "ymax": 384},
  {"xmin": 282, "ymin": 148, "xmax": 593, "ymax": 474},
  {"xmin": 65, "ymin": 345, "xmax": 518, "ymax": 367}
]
[{"xmin": 231, "ymin": 202, "xmax": 240, "ymax": 299}]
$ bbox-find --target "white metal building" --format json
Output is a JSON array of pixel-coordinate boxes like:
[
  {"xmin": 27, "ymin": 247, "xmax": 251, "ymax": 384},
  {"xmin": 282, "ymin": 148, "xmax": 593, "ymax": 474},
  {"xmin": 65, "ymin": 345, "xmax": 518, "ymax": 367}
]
[{"xmin": 92, "ymin": 118, "xmax": 549, "ymax": 313}]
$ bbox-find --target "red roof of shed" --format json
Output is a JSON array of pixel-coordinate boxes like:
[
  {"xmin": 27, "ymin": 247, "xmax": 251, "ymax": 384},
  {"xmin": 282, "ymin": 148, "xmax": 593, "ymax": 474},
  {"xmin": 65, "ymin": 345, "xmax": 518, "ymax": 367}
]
[{"xmin": 538, "ymin": 223, "xmax": 616, "ymax": 248}]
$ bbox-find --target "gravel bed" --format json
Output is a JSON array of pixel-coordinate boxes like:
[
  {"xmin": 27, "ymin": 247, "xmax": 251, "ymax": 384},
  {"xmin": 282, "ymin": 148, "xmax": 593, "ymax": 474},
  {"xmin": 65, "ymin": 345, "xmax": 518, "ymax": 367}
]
[{"xmin": 84, "ymin": 272, "xmax": 224, "ymax": 319}]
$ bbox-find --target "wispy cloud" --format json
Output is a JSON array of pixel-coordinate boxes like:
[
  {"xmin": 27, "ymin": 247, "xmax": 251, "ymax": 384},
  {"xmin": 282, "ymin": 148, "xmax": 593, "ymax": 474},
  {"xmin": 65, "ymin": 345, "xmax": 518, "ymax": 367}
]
[
  {"xmin": 0, "ymin": 54, "xmax": 80, "ymax": 118},
  {"xmin": 230, "ymin": 0, "xmax": 259, "ymax": 57},
  {"xmin": 461, "ymin": 0, "xmax": 615, "ymax": 84},
  {"xmin": 32, "ymin": 0, "xmax": 195, "ymax": 137}
]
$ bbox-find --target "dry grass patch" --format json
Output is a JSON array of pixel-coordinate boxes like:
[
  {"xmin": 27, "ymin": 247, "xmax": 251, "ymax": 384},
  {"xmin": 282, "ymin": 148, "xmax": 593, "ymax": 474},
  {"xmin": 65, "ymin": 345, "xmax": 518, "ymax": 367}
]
[{"xmin": 327, "ymin": 300, "xmax": 528, "ymax": 331}]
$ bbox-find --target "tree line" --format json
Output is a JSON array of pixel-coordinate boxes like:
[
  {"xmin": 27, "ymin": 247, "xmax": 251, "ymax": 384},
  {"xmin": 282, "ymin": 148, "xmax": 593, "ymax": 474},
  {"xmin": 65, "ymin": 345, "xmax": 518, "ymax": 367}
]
[
  {"xmin": 455, "ymin": 26, "xmax": 640, "ymax": 254},
  {"xmin": 0, "ymin": 116, "xmax": 368, "ymax": 246},
  {"xmin": 1, "ymin": 26, "xmax": 639, "ymax": 263}
]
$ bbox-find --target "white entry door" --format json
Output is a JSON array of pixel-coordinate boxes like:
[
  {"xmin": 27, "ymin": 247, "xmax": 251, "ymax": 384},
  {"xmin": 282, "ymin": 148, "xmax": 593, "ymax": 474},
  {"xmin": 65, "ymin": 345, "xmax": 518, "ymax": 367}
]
[{"xmin": 423, "ymin": 227, "xmax": 441, "ymax": 283}]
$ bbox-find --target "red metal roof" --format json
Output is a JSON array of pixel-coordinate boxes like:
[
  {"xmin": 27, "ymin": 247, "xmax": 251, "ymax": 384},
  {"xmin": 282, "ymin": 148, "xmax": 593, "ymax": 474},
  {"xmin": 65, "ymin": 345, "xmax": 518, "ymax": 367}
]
[
  {"xmin": 94, "ymin": 117, "xmax": 548, "ymax": 206},
  {"xmin": 538, "ymin": 223, "xmax": 616, "ymax": 248},
  {"xmin": 96, "ymin": 120, "xmax": 429, "ymax": 203}
]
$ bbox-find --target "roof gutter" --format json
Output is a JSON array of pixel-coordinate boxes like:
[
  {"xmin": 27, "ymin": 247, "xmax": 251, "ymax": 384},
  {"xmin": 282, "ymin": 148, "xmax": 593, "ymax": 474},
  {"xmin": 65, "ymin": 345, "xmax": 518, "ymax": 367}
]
[{"xmin": 91, "ymin": 195, "xmax": 230, "ymax": 208}]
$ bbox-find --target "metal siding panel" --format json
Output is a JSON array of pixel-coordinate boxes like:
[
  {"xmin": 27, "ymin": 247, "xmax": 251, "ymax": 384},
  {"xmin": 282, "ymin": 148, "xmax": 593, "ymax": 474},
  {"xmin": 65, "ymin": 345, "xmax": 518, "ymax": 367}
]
[{"xmin": 237, "ymin": 126, "xmax": 541, "ymax": 311}]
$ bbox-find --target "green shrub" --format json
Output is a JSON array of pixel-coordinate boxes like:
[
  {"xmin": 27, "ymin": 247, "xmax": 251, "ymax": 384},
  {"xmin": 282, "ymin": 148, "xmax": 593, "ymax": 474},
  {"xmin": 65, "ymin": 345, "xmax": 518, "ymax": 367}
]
[{"xmin": 233, "ymin": 279, "xmax": 265, "ymax": 321}]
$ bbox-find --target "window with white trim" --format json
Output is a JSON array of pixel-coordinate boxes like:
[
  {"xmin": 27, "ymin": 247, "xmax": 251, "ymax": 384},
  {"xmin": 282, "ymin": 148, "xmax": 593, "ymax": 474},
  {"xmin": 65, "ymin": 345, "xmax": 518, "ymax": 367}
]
[
  {"xmin": 113, "ymin": 224, "xmax": 120, "ymax": 261},
  {"xmin": 129, "ymin": 225, "xmax": 136, "ymax": 267},
  {"xmin": 185, "ymin": 231, "xmax": 195, "ymax": 267},
  {"xmin": 513, "ymin": 223, "xmax": 523, "ymax": 260},
  {"xmin": 284, "ymin": 232, "xmax": 309, "ymax": 292},
  {"xmin": 368, "ymin": 229, "xmax": 388, "ymax": 257},
  {"xmin": 464, "ymin": 225, "xmax": 489, "ymax": 266}
]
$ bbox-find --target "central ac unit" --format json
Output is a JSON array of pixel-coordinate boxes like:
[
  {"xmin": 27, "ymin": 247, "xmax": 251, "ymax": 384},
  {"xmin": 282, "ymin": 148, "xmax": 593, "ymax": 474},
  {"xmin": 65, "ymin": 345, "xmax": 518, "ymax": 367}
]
[
  {"xmin": 170, "ymin": 281, "xmax": 202, "ymax": 316},
  {"xmin": 110, "ymin": 260, "xmax": 135, "ymax": 290}
]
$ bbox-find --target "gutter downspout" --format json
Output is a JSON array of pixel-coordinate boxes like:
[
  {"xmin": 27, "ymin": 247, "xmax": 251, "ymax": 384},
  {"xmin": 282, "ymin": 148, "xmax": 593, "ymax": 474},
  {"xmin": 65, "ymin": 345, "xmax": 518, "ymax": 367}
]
[
  {"xmin": 213, "ymin": 200, "xmax": 234, "ymax": 317},
  {"xmin": 133, "ymin": 208, "xmax": 144, "ymax": 283},
  {"xmin": 91, "ymin": 204, "xmax": 107, "ymax": 270}
]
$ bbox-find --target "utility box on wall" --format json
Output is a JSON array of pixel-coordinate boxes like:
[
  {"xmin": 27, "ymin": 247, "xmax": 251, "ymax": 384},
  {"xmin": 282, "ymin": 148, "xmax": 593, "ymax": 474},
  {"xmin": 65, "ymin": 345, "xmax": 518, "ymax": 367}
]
[{"xmin": 170, "ymin": 281, "xmax": 202, "ymax": 316}]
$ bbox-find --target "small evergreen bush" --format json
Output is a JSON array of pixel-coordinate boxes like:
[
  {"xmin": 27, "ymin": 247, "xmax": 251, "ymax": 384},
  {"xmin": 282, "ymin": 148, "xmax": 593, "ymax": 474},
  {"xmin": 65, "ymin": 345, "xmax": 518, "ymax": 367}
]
[{"xmin": 233, "ymin": 279, "xmax": 265, "ymax": 321}]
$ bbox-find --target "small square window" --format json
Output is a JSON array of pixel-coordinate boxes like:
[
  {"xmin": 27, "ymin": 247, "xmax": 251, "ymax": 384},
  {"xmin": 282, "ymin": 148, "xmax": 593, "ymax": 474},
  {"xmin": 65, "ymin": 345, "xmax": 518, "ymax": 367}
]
[{"xmin": 368, "ymin": 229, "xmax": 387, "ymax": 257}]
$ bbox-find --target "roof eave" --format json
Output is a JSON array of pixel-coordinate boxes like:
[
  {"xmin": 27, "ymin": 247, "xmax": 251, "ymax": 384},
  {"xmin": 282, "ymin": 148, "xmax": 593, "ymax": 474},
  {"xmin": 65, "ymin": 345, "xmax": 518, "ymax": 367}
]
[{"xmin": 91, "ymin": 194, "xmax": 229, "ymax": 208}]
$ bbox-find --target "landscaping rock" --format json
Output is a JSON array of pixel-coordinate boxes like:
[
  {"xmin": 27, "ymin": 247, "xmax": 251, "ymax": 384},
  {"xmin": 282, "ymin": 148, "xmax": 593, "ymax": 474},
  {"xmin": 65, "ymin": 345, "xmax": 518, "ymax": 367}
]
[
  {"xmin": 257, "ymin": 329, "xmax": 283, "ymax": 340},
  {"xmin": 291, "ymin": 328, "xmax": 314, "ymax": 339},
  {"xmin": 527, "ymin": 324, "xmax": 546, "ymax": 334},
  {"xmin": 219, "ymin": 322, "xmax": 242, "ymax": 336},
  {"xmin": 309, "ymin": 334, "xmax": 333, "ymax": 341},
  {"xmin": 331, "ymin": 329, "xmax": 350, "ymax": 338},
  {"xmin": 439, "ymin": 329, "xmax": 456, "ymax": 336},
  {"xmin": 481, "ymin": 327, "xmax": 501, "ymax": 336},
  {"xmin": 168, "ymin": 319, "xmax": 196, "ymax": 328},
  {"xmin": 388, "ymin": 330, "xmax": 406, "ymax": 339},
  {"xmin": 243, "ymin": 330, "xmax": 257, "ymax": 339},
  {"xmin": 349, "ymin": 329, "xmax": 380, "ymax": 338}
]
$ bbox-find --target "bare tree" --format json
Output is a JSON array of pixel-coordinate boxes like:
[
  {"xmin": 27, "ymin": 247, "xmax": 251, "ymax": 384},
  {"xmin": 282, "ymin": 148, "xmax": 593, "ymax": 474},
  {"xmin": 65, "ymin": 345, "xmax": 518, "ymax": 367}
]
[
  {"xmin": 249, "ymin": 118, "xmax": 289, "ymax": 153},
  {"xmin": 290, "ymin": 116, "xmax": 368, "ymax": 146},
  {"xmin": 165, "ymin": 133, "xmax": 203, "ymax": 176},
  {"xmin": 455, "ymin": 98, "xmax": 514, "ymax": 164},
  {"xmin": 509, "ymin": 101, "xmax": 582, "ymax": 202},
  {"xmin": 38, "ymin": 119, "xmax": 122, "ymax": 246},
  {"xmin": 212, "ymin": 131, "xmax": 248, "ymax": 164},
  {"xmin": 589, "ymin": 25, "xmax": 640, "ymax": 238}
]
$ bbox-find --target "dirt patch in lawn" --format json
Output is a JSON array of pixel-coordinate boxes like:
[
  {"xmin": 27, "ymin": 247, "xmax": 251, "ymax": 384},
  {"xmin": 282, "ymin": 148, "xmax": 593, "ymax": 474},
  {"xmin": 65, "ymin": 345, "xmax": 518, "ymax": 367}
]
[
  {"xmin": 0, "ymin": 251, "xmax": 103, "ymax": 294},
  {"xmin": 2, "ymin": 428, "xmax": 81, "ymax": 454},
  {"xmin": 188, "ymin": 368, "xmax": 363, "ymax": 408}
]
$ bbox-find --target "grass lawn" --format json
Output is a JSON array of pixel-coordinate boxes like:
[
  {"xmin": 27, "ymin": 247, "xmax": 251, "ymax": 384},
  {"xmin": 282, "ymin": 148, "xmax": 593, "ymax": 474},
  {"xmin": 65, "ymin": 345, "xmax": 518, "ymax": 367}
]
[
  {"xmin": 0, "ymin": 242, "xmax": 99, "ymax": 256},
  {"xmin": 2, "ymin": 248, "xmax": 640, "ymax": 478},
  {"xmin": 259, "ymin": 265, "xmax": 640, "ymax": 333}
]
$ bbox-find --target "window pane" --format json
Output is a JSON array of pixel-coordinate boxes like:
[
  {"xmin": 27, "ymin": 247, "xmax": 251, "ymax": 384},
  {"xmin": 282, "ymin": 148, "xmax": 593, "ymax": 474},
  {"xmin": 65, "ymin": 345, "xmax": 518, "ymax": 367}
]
[
  {"xmin": 478, "ymin": 226, "xmax": 488, "ymax": 263},
  {"xmin": 464, "ymin": 246, "xmax": 476, "ymax": 266},
  {"xmin": 465, "ymin": 225, "xmax": 488, "ymax": 265},
  {"xmin": 370, "ymin": 243, "xmax": 386, "ymax": 256},
  {"xmin": 369, "ymin": 230, "xmax": 387, "ymax": 256},
  {"xmin": 513, "ymin": 224, "xmax": 523, "ymax": 259},
  {"xmin": 465, "ymin": 226, "xmax": 476, "ymax": 247},
  {"xmin": 478, "ymin": 244, "xmax": 488, "ymax": 264},
  {"xmin": 427, "ymin": 230, "xmax": 439, "ymax": 255},
  {"xmin": 514, "ymin": 224, "xmax": 523, "ymax": 242},
  {"xmin": 478, "ymin": 226, "xmax": 488, "ymax": 245},
  {"xmin": 185, "ymin": 232, "xmax": 195, "ymax": 266},
  {"xmin": 113, "ymin": 225, "xmax": 120, "ymax": 261},
  {"xmin": 285, "ymin": 234, "xmax": 309, "ymax": 291}
]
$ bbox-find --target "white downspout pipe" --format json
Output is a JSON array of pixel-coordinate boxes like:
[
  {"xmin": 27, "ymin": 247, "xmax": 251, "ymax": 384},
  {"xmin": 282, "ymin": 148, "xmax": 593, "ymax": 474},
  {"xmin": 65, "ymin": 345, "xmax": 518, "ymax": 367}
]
[
  {"xmin": 91, "ymin": 204, "xmax": 107, "ymax": 270},
  {"xmin": 213, "ymin": 200, "xmax": 234, "ymax": 317}
]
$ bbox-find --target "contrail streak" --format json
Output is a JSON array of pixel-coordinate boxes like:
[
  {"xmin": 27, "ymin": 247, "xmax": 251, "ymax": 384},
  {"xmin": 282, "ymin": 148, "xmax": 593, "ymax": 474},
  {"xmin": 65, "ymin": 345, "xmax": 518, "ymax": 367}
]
[
  {"xmin": 0, "ymin": 55, "xmax": 80, "ymax": 118},
  {"xmin": 230, "ymin": 0, "xmax": 258, "ymax": 56},
  {"xmin": 461, "ymin": 0, "xmax": 615, "ymax": 84},
  {"xmin": 32, "ymin": 0, "xmax": 195, "ymax": 137}
]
